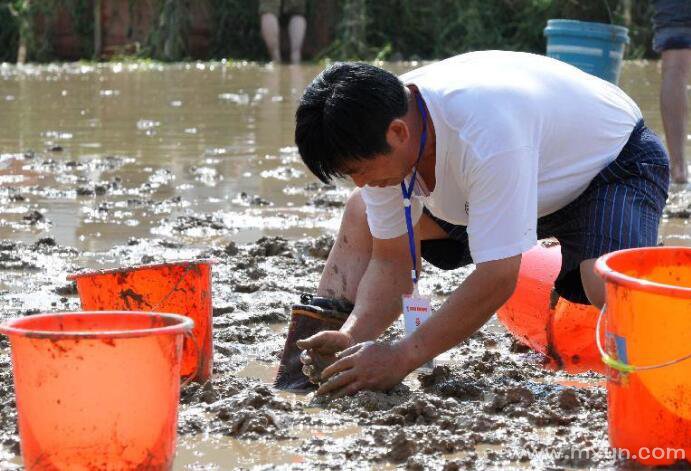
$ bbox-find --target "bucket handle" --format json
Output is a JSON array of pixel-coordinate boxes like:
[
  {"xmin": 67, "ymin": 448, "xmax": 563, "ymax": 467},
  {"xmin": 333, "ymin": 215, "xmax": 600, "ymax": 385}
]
[
  {"xmin": 596, "ymin": 304, "xmax": 691, "ymax": 373},
  {"xmin": 180, "ymin": 329, "xmax": 201, "ymax": 388}
]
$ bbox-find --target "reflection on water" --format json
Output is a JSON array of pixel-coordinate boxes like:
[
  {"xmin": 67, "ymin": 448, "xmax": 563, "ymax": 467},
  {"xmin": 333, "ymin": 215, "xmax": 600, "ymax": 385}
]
[
  {"xmin": 0, "ymin": 62, "xmax": 342, "ymax": 251},
  {"xmin": 175, "ymin": 424, "xmax": 363, "ymax": 470},
  {"xmin": 0, "ymin": 60, "xmax": 688, "ymax": 253}
]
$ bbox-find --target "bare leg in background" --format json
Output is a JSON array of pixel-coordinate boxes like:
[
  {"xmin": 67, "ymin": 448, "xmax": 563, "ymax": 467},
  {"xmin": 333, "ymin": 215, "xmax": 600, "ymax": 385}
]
[
  {"xmin": 288, "ymin": 15, "xmax": 306, "ymax": 64},
  {"xmin": 260, "ymin": 13, "xmax": 282, "ymax": 63},
  {"xmin": 660, "ymin": 48, "xmax": 691, "ymax": 184}
]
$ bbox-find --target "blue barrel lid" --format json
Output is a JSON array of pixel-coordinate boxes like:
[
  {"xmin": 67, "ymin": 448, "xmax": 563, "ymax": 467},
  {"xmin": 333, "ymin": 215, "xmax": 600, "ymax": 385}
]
[{"xmin": 544, "ymin": 19, "xmax": 629, "ymax": 44}]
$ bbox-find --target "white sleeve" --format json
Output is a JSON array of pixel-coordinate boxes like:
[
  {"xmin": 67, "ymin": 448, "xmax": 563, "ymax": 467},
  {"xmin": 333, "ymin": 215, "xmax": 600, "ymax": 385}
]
[
  {"xmin": 360, "ymin": 185, "xmax": 423, "ymax": 239},
  {"xmin": 467, "ymin": 147, "xmax": 538, "ymax": 263}
]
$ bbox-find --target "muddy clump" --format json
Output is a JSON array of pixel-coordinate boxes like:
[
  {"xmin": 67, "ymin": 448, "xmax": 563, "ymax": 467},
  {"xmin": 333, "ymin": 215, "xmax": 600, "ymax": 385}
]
[
  {"xmin": 249, "ymin": 236, "xmax": 291, "ymax": 257},
  {"xmin": 419, "ymin": 365, "xmax": 484, "ymax": 401},
  {"xmin": 665, "ymin": 188, "xmax": 690, "ymax": 219},
  {"xmin": 306, "ymin": 234, "xmax": 334, "ymax": 259},
  {"xmin": 234, "ymin": 192, "xmax": 272, "ymax": 207},
  {"xmin": 179, "ymin": 373, "xmax": 295, "ymax": 440}
]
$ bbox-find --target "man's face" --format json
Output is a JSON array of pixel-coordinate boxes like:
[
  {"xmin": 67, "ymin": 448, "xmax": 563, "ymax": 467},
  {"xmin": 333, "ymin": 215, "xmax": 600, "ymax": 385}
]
[
  {"xmin": 340, "ymin": 118, "xmax": 414, "ymax": 188},
  {"xmin": 341, "ymin": 151, "xmax": 411, "ymax": 188}
]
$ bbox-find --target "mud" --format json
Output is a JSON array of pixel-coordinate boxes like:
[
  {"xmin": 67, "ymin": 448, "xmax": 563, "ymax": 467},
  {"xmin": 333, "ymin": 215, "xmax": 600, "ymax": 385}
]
[
  {"xmin": 0, "ymin": 170, "xmax": 689, "ymax": 471},
  {"xmin": 0, "ymin": 230, "xmax": 682, "ymax": 470},
  {"xmin": 0, "ymin": 61, "xmax": 689, "ymax": 470},
  {"xmin": 665, "ymin": 187, "xmax": 690, "ymax": 219},
  {"xmin": 0, "ymin": 226, "xmax": 607, "ymax": 469}
]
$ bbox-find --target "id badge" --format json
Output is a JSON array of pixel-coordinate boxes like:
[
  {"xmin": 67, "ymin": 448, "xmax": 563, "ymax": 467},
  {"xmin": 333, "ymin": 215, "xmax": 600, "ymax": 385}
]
[{"xmin": 402, "ymin": 293, "xmax": 435, "ymax": 372}]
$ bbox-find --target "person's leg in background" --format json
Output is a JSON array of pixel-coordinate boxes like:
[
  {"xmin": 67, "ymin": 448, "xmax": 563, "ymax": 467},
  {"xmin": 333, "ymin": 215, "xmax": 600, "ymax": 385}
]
[
  {"xmin": 288, "ymin": 15, "xmax": 307, "ymax": 64},
  {"xmin": 259, "ymin": 0, "xmax": 282, "ymax": 62},
  {"xmin": 651, "ymin": 0, "xmax": 691, "ymax": 184},
  {"xmin": 285, "ymin": 0, "xmax": 307, "ymax": 64},
  {"xmin": 660, "ymin": 47, "xmax": 691, "ymax": 183}
]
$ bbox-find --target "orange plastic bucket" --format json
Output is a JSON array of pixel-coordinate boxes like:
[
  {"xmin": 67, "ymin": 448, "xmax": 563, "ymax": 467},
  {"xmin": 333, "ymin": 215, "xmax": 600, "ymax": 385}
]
[
  {"xmin": 0, "ymin": 311, "xmax": 193, "ymax": 470},
  {"xmin": 496, "ymin": 243, "xmax": 605, "ymax": 373},
  {"xmin": 68, "ymin": 259, "xmax": 215, "ymax": 382},
  {"xmin": 595, "ymin": 246, "xmax": 691, "ymax": 466}
]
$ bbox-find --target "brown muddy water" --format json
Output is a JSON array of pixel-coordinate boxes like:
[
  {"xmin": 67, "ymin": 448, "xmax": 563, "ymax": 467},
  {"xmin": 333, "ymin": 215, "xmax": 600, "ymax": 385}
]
[{"xmin": 0, "ymin": 60, "xmax": 689, "ymax": 470}]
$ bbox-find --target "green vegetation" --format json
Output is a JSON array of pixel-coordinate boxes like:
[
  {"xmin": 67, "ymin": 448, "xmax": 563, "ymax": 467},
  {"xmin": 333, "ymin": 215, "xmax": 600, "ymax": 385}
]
[
  {"xmin": 208, "ymin": 0, "xmax": 266, "ymax": 61},
  {"xmin": 0, "ymin": 0, "xmax": 93, "ymax": 62},
  {"xmin": 0, "ymin": 0, "xmax": 656, "ymax": 63},
  {"xmin": 143, "ymin": 0, "xmax": 190, "ymax": 61},
  {"xmin": 327, "ymin": 0, "xmax": 654, "ymax": 61}
]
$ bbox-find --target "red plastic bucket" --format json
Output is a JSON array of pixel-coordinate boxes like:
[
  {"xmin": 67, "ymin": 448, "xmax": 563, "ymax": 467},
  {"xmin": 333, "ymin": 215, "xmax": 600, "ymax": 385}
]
[
  {"xmin": 0, "ymin": 311, "xmax": 193, "ymax": 470},
  {"xmin": 595, "ymin": 246, "xmax": 691, "ymax": 466},
  {"xmin": 68, "ymin": 259, "xmax": 215, "ymax": 382},
  {"xmin": 496, "ymin": 243, "xmax": 604, "ymax": 373}
]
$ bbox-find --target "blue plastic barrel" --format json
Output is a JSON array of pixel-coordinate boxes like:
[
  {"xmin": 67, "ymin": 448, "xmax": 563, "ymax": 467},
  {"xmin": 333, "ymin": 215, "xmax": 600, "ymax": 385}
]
[{"xmin": 544, "ymin": 19, "xmax": 629, "ymax": 84}]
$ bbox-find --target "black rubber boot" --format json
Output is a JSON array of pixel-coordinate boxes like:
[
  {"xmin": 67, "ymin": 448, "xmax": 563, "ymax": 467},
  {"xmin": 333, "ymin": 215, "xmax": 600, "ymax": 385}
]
[{"xmin": 273, "ymin": 294, "xmax": 353, "ymax": 391}]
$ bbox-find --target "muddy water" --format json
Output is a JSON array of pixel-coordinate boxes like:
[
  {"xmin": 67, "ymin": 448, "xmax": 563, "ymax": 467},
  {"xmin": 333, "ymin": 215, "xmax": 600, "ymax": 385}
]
[
  {"xmin": 0, "ymin": 61, "xmax": 688, "ymax": 252},
  {"xmin": 0, "ymin": 62, "xmax": 345, "ymax": 253},
  {"xmin": 0, "ymin": 60, "xmax": 689, "ymax": 470}
]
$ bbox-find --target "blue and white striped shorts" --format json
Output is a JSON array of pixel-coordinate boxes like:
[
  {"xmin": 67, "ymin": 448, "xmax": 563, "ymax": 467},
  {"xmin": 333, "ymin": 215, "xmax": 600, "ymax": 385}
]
[{"xmin": 421, "ymin": 120, "xmax": 670, "ymax": 304}]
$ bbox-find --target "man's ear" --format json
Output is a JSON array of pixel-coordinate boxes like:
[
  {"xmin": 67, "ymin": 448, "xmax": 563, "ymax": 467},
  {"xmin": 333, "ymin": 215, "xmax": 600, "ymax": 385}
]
[{"xmin": 386, "ymin": 118, "xmax": 410, "ymax": 149}]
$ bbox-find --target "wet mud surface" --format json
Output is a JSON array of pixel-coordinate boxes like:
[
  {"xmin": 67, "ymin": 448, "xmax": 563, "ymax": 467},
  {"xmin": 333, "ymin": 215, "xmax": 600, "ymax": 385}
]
[
  {"xmin": 0, "ymin": 62, "xmax": 689, "ymax": 470},
  {"xmin": 0, "ymin": 216, "xmax": 688, "ymax": 469}
]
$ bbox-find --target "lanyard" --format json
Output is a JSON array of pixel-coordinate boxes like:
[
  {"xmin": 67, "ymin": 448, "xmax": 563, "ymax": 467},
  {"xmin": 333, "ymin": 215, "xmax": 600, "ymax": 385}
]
[{"xmin": 400, "ymin": 92, "xmax": 428, "ymax": 286}]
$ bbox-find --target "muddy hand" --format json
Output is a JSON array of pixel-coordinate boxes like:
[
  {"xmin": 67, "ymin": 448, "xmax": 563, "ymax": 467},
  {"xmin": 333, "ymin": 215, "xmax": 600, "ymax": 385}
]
[
  {"xmin": 316, "ymin": 341, "xmax": 410, "ymax": 396},
  {"xmin": 297, "ymin": 330, "xmax": 353, "ymax": 385}
]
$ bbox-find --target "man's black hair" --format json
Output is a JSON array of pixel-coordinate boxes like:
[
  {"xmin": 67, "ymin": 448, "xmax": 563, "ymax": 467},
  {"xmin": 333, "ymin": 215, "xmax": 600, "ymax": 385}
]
[{"xmin": 295, "ymin": 62, "xmax": 408, "ymax": 183}]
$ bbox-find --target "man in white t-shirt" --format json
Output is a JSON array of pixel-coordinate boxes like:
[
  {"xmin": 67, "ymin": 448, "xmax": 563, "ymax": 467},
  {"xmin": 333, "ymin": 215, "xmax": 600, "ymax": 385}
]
[{"xmin": 285, "ymin": 51, "xmax": 669, "ymax": 395}]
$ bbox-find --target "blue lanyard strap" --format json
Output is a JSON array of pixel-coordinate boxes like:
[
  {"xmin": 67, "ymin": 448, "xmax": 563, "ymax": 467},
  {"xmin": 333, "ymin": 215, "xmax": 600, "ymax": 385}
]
[{"xmin": 400, "ymin": 92, "xmax": 428, "ymax": 285}]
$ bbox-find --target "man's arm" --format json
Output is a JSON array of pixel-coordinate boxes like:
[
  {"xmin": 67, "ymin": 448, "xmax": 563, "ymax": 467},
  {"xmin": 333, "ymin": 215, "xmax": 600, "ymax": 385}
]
[
  {"xmin": 315, "ymin": 254, "xmax": 521, "ymax": 395},
  {"xmin": 397, "ymin": 255, "xmax": 521, "ymax": 371},
  {"xmin": 296, "ymin": 225, "xmax": 420, "ymax": 378},
  {"xmin": 340, "ymin": 230, "xmax": 420, "ymax": 343}
]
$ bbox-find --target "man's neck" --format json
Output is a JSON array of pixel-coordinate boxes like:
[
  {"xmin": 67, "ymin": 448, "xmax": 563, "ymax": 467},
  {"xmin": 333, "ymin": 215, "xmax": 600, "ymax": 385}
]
[{"xmin": 406, "ymin": 85, "xmax": 436, "ymax": 191}]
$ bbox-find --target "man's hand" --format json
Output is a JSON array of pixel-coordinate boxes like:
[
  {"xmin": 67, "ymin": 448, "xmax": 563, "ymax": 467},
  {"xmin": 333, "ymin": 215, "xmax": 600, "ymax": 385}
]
[
  {"xmin": 315, "ymin": 340, "xmax": 411, "ymax": 396},
  {"xmin": 296, "ymin": 330, "xmax": 354, "ymax": 385}
]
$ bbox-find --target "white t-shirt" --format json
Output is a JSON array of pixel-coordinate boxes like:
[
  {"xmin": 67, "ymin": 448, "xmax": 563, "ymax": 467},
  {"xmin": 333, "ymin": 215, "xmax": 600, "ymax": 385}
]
[{"xmin": 360, "ymin": 51, "xmax": 642, "ymax": 263}]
